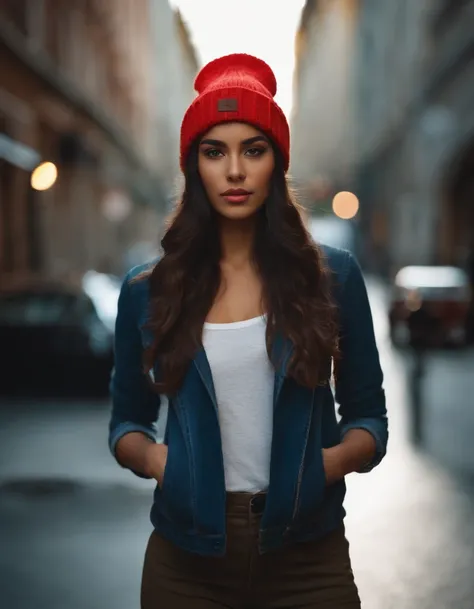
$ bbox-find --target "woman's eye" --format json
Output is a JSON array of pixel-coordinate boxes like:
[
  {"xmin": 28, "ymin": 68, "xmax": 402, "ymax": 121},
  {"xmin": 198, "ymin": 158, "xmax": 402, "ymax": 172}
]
[
  {"xmin": 204, "ymin": 148, "xmax": 223, "ymax": 158},
  {"xmin": 245, "ymin": 147, "xmax": 265, "ymax": 157}
]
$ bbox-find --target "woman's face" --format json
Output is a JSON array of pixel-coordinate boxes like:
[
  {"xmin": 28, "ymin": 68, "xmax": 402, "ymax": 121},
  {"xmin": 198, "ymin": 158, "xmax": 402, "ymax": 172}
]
[{"xmin": 197, "ymin": 122, "xmax": 275, "ymax": 221}]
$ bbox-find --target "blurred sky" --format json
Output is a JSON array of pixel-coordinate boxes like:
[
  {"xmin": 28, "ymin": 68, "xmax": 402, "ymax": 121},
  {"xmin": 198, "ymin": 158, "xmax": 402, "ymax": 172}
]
[{"xmin": 169, "ymin": 0, "xmax": 307, "ymax": 118}]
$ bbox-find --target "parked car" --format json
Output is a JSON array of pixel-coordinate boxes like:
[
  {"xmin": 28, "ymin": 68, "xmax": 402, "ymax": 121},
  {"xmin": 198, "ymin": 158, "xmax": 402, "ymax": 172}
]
[
  {"xmin": 388, "ymin": 265, "xmax": 472, "ymax": 349},
  {"xmin": 0, "ymin": 270, "xmax": 120, "ymax": 396}
]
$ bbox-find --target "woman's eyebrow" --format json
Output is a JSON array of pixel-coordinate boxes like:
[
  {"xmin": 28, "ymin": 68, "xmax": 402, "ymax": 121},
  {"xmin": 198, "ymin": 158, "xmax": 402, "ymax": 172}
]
[
  {"xmin": 200, "ymin": 135, "xmax": 268, "ymax": 147},
  {"xmin": 200, "ymin": 138, "xmax": 225, "ymax": 147},
  {"xmin": 241, "ymin": 135, "xmax": 268, "ymax": 145}
]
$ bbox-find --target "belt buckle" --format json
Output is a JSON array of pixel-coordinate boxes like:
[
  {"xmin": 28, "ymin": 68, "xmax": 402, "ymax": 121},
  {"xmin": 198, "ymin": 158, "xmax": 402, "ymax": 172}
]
[{"xmin": 250, "ymin": 493, "xmax": 266, "ymax": 514}]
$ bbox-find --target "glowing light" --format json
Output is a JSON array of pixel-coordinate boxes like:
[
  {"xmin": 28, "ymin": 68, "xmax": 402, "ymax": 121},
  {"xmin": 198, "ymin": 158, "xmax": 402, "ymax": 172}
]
[
  {"xmin": 102, "ymin": 189, "xmax": 132, "ymax": 222},
  {"xmin": 31, "ymin": 162, "xmax": 58, "ymax": 191},
  {"xmin": 332, "ymin": 191, "xmax": 359, "ymax": 219}
]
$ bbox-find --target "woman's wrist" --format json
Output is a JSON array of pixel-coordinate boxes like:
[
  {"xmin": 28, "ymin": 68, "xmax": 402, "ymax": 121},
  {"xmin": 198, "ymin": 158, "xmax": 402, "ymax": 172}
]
[
  {"xmin": 144, "ymin": 443, "xmax": 167, "ymax": 481},
  {"xmin": 322, "ymin": 445, "xmax": 346, "ymax": 484},
  {"xmin": 323, "ymin": 429, "xmax": 377, "ymax": 484},
  {"xmin": 338, "ymin": 428, "xmax": 377, "ymax": 476}
]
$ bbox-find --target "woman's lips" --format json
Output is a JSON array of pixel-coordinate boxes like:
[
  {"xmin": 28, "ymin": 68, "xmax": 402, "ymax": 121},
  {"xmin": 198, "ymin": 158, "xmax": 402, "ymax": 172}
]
[{"xmin": 222, "ymin": 194, "xmax": 251, "ymax": 204}]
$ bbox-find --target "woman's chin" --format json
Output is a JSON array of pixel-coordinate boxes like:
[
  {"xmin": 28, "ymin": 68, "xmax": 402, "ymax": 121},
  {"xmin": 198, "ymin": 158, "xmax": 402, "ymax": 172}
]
[{"xmin": 216, "ymin": 204, "xmax": 261, "ymax": 221}]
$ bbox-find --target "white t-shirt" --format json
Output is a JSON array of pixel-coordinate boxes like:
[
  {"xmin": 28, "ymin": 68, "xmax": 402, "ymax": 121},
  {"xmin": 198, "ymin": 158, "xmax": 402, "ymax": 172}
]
[{"xmin": 202, "ymin": 315, "xmax": 274, "ymax": 493}]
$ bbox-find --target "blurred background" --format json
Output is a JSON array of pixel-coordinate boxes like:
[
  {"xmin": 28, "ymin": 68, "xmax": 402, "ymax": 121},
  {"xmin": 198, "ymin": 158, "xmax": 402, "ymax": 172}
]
[{"xmin": 1, "ymin": 1, "xmax": 474, "ymax": 608}]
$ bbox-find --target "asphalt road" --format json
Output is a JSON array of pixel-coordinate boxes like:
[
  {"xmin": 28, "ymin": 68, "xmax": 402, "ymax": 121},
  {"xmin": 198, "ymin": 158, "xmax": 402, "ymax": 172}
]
[{"xmin": 1, "ymin": 277, "xmax": 474, "ymax": 609}]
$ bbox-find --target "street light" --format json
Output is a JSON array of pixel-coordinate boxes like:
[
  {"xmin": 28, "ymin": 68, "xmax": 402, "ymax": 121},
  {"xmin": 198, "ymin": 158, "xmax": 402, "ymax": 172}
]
[
  {"xmin": 332, "ymin": 191, "xmax": 359, "ymax": 219},
  {"xmin": 31, "ymin": 162, "xmax": 58, "ymax": 191}
]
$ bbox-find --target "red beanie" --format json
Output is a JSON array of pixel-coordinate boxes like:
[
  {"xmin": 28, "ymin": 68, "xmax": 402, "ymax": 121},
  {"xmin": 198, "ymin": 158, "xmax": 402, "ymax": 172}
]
[{"xmin": 180, "ymin": 54, "xmax": 290, "ymax": 172}]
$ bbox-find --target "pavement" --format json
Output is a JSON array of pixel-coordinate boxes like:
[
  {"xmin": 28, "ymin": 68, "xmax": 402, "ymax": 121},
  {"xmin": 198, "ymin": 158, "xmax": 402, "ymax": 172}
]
[{"xmin": 1, "ymin": 276, "xmax": 474, "ymax": 609}]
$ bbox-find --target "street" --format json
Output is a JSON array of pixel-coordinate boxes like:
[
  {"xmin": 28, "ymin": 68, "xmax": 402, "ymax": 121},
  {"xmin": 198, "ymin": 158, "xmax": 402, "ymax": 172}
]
[{"xmin": 1, "ymin": 278, "xmax": 474, "ymax": 609}]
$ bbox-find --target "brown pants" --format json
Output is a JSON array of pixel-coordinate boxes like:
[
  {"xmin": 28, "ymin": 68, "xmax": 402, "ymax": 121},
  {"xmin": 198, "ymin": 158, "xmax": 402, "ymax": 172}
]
[{"xmin": 141, "ymin": 492, "xmax": 360, "ymax": 609}]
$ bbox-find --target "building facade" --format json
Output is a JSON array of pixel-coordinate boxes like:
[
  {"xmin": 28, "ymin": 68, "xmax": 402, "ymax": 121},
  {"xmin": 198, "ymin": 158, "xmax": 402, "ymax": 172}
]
[
  {"xmin": 291, "ymin": 0, "xmax": 359, "ymax": 209},
  {"xmin": 353, "ymin": 0, "xmax": 474, "ymax": 275},
  {"xmin": 291, "ymin": 0, "xmax": 474, "ymax": 277},
  {"xmin": 0, "ymin": 0, "xmax": 198, "ymax": 280},
  {"xmin": 149, "ymin": 4, "xmax": 199, "ymax": 200}
]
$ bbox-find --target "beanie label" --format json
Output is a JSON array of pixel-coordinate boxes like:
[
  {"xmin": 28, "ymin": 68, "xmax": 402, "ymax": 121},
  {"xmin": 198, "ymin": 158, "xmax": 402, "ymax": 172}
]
[{"xmin": 217, "ymin": 98, "xmax": 238, "ymax": 112}]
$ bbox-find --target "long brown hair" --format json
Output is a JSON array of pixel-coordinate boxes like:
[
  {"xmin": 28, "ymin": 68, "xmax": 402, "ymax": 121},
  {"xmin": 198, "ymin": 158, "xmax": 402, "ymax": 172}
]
[{"xmin": 140, "ymin": 139, "xmax": 340, "ymax": 395}]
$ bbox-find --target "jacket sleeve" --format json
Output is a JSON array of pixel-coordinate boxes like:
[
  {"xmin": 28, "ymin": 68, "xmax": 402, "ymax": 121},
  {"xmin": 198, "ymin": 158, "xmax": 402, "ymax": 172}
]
[
  {"xmin": 108, "ymin": 271, "xmax": 160, "ymax": 479},
  {"xmin": 334, "ymin": 251, "xmax": 388, "ymax": 472}
]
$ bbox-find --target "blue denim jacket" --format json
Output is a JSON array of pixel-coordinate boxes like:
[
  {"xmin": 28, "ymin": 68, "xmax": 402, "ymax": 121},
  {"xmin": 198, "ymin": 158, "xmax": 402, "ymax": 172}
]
[{"xmin": 108, "ymin": 245, "xmax": 388, "ymax": 556}]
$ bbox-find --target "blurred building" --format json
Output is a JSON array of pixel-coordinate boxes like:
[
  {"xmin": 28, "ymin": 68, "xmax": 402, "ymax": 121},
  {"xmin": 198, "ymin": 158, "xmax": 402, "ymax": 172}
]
[
  {"xmin": 0, "ymin": 0, "xmax": 198, "ymax": 280},
  {"xmin": 123, "ymin": 1, "xmax": 199, "ymax": 270},
  {"xmin": 150, "ymin": 5, "xmax": 199, "ymax": 199},
  {"xmin": 292, "ymin": 0, "xmax": 474, "ymax": 278},
  {"xmin": 291, "ymin": 0, "xmax": 359, "ymax": 208},
  {"xmin": 353, "ymin": 0, "xmax": 474, "ymax": 277}
]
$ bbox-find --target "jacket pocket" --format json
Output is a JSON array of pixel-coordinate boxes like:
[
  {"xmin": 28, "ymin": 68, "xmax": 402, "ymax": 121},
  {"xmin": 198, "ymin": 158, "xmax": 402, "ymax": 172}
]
[
  {"xmin": 291, "ymin": 445, "xmax": 327, "ymax": 530},
  {"xmin": 159, "ymin": 447, "xmax": 169, "ymax": 493},
  {"xmin": 290, "ymin": 397, "xmax": 328, "ymax": 529},
  {"xmin": 153, "ymin": 409, "xmax": 195, "ymax": 532}
]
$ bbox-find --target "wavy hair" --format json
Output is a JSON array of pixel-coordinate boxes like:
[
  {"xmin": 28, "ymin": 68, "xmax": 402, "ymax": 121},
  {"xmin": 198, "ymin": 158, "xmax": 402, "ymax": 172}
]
[{"xmin": 139, "ymin": 139, "xmax": 340, "ymax": 395}]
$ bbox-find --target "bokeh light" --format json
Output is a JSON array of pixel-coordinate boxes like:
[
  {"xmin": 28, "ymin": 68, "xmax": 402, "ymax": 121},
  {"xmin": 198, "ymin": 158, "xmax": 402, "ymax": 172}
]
[
  {"xmin": 332, "ymin": 191, "xmax": 359, "ymax": 219},
  {"xmin": 30, "ymin": 162, "xmax": 58, "ymax": 191}
]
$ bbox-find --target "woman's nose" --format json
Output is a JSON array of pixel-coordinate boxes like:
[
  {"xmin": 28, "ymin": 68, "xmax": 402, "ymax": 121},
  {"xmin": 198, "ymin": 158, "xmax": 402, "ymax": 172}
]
[{"xmin": 226, "ymin": 154, "xmax": 246, "ymax": 182}]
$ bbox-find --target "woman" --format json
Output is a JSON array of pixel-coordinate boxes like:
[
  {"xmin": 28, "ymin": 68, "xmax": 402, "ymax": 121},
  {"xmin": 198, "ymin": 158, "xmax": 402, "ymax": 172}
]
[{"xmin": 109, "ymin": 54, "xmax": 388, "ymax": 608}]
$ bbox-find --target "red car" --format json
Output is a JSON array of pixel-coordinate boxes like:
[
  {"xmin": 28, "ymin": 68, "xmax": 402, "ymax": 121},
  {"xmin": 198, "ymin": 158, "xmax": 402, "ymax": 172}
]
[{"xmin": 389, "ymin": 265, "xmax": 472, "ymax": 349}]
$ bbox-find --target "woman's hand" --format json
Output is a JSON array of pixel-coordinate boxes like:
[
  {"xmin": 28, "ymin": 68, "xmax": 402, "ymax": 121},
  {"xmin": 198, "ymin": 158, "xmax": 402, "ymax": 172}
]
[
  {"xmin": 323, "ymin": 429, "xmax": 377, "ymax": 484},
  {"xmin": 322, "ymin": 446, "xmax": 346, "ymax": 485},
  {"xmin": 144, "ymin": 443, "xmax": 168, "ymax": 486}
]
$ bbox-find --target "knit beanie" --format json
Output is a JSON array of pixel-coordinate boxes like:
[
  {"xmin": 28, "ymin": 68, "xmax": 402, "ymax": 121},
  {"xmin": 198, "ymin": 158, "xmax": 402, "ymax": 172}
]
[{"xmin": 180, "ymin": 53, "xmax": 290, "ymax": 172}]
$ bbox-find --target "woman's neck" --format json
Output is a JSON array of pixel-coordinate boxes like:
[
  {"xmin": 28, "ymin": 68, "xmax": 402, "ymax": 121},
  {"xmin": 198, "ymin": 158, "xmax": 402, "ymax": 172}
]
[{"xmin": 218, "ymin": 217, "xmax": 256, "ymax": 269}]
